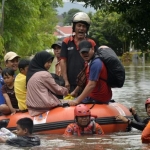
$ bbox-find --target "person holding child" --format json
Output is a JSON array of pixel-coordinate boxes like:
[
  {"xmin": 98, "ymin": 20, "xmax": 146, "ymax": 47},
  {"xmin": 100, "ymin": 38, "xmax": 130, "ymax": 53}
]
[
  {"xmin": 26, "ymin": 51, "xmax": 68, "ymax": 117},
  {"xmin": 0, "ymin": 68, "xmax": 19, "ymax": 115},
  {"xmin": 0, "ymin": 117, "xmax": 40, "ymax": 147},
  {"xmin": 0, "ymin": 51, "xmax": 20, "ymax": 105},
  {"xmin": 14, "ymin": 59, "xmax": 30, "ymax": 111}
]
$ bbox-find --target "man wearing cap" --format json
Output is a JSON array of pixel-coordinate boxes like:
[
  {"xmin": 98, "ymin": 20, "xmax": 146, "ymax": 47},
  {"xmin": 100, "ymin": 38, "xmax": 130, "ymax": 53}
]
[
  {"xmin": 68, "ymin": 40, "xmax": 112, "ymax": 106},
  {"xmin": 4, "ymin": 51, "xmax": 20, "ymax": 71},
  {"xmin": 51, "ymin": 41, "xmax": 62, "ymax": 76}
]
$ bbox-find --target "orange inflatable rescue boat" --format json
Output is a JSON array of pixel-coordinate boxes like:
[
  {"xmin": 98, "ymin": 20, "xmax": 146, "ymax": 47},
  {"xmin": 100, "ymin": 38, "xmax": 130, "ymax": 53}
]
[{"xmin": 0, "ymin": 102, "xmax": 132, "ymax": 134}]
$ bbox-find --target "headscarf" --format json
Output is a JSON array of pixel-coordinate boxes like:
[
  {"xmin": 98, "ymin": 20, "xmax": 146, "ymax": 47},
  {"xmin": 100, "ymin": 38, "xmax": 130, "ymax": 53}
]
[{"xmin": 26, "ymin": 51, "xmax": 54, "ymax": 83}]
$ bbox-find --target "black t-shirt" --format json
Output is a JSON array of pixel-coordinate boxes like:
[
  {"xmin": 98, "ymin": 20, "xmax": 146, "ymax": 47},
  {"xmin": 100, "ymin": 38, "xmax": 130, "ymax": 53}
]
[
  {"xmin": 6, "ymin": 136, "xmax": 40, "ymax": 147},
  {"xmin": 2, "ymin": 84, "xmax": 18, "ymax": 108},
  {"xmin": 61, "ymin": 36, "xmax": 96, "ymax": 87}
]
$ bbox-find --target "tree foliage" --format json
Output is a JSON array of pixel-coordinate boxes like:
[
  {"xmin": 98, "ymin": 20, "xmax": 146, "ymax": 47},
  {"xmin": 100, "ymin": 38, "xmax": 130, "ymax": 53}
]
[
  {"xmin": 0, "ymin": 0, "xmax": 63, "ymax": 58},
  {"xmin": 89, "ymin": 11, "xmax": 129, "ymax": 55},
  {"xmin": 70, "ymin": 0, "xmax": 150, "ymax": 50}
]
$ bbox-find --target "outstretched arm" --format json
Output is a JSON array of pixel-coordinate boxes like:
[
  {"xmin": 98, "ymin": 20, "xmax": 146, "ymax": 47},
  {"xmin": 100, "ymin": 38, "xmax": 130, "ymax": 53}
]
[{"xmin": 68, "ymin": 80, "xmax": 96, "ymax": 106}]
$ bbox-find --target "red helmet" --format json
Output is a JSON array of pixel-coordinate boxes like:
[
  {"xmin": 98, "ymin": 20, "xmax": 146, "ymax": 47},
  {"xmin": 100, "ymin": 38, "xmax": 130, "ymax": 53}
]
[
  {"xmin": 145, "ymin": 98, "xmax": 150, "ymax": 109},
  {"xmin": 74, "ymin": 104, "xmax": 91, "ymax": 117}
]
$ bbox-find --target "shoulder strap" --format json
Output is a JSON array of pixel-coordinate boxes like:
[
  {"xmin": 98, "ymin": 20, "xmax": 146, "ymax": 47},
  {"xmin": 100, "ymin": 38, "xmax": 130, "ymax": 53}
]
[
  {"xmin": 89, "ymin": 55, "xmax": 107, "ymax": 83},
  {"xmin": 92, "ymin": 120, "xmax": 96, "ymax": 134}
]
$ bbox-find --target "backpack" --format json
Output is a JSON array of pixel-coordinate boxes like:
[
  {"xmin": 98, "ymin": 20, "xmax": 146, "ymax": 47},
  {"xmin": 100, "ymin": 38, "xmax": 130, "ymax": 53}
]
[{"xmin": 93, "ymin": 47, "xmax": 125, "ymax": 88}]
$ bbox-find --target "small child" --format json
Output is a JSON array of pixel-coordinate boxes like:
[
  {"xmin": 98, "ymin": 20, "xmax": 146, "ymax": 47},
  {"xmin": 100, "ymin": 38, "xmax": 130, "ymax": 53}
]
[
  {"xmin": 0, "ymin": 68, "xmax": 19, "ymax": 115},
  {"xmin": 0, "ymin": 117, "xmax": 40, "ymax": 147},
  {"xmin": 63, "ymin": 104, "xmax": 104, "ymax": 136},
  {"xmin": 14, "ymin": 59, "xmax": 30, "ymax": 111}
]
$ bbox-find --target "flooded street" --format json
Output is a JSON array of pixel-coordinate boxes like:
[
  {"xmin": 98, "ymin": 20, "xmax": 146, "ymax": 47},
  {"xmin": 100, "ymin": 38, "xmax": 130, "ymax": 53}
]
[{"xmin": 1, "ymin": 62, "xmax": 150, "ymax": 150}]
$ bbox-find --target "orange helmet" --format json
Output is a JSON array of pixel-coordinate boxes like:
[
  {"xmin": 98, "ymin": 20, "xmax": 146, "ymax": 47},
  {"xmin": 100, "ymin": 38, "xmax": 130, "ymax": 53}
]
[
  {"xmin": 74, "ymin": 104, "xmax": 91, "ymax": 117},
  {"xmin": 145, "ymin": 98, "xmax": 150, "ymax": 109}
]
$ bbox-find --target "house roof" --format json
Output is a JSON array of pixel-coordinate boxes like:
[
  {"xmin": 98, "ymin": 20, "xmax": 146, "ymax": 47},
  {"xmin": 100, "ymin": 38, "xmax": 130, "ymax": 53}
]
[{"xmin": 54, "ymin": 26, "xmax": 72, "ymax": 38}]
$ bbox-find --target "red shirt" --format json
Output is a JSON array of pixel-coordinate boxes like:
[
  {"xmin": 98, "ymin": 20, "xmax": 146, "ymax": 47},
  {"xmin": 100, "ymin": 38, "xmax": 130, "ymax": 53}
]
[{"xmin": 86, "ymin": 58, "xmax": 112, "ymax": 102}]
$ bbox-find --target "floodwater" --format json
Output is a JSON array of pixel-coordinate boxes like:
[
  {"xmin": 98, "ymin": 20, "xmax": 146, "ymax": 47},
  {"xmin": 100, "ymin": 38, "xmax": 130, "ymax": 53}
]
[{"xmin": 1, "ymin": 62, "xmax": 150, "ymax": 150}]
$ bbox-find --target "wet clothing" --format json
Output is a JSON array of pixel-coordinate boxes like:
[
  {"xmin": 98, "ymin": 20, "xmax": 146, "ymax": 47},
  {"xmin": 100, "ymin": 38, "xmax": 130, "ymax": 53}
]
[
  {"xmin": 60, "ymin": 36, "xmax": 96, "ymax": 92},
  {"xmin": 14, "ymin": 73, "xmax": 27, "ymax": 110},
  {"xmin": 64, "ymin": 120, "xmax": 104, "ymax": 136},
  {"xmin": 141, "ymin": 121, "xmax": 150, "ymax": 143},
  {"xmin": 129, "ymin": 113, "xmax": 150, "ymax": 131},
  {"xmin": 6, "ymin": 136, "xmax": 40, "ymax": 147},
  {"xmin": 82, "ymin": 58, "xmax": 112, "ymax": 103},
  {"xmin": 1, "ymin": 84, "xmax": 18, "ymax": 109}
]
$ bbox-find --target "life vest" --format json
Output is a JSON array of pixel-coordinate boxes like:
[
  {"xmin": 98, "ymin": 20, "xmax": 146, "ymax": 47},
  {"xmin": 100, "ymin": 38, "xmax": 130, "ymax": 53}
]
[
  {"xmin": 73, "ymin": 119, "xmax": 96, "ymax": 136},
  {"xmin": 141, "ymin": 121, "xmax": 150, "ymax": 143}
]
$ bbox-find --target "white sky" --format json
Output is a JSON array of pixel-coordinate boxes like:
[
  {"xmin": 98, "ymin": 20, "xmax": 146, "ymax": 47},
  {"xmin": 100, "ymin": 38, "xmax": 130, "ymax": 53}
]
[{"xmin": 63, "ymin": 0, "xmax": 85, "ymax": 4}]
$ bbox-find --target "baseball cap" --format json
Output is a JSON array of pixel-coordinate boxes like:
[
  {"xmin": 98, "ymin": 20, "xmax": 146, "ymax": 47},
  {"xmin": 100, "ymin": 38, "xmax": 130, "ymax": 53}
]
[
  {"xmin": 4, "ymin": 51, "xmax": 20, "ymax": 62},
  {"xmin": 51, "ymin": 41, "xmax": 62, "ymax": 49},
  {"xmin": 78, "ymin": 40, "xmax": 92, "ymax": 53}
]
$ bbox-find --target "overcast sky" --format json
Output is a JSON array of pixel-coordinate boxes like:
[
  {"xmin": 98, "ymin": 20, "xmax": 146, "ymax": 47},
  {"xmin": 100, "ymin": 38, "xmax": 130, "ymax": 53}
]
[
  {"xmin": 57, "ymin": 1, "xmax": 95, "ymax": 15},
  {"xmin": 63, "ymin": 0, "xmax": 84, "ymax": 4}
]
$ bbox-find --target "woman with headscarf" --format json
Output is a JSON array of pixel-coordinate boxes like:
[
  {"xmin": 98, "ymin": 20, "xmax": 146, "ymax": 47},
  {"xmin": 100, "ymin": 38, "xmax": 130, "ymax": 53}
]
[{"xmin": 26, "ymin": 51, "xmax": 68, "ymax": 117}]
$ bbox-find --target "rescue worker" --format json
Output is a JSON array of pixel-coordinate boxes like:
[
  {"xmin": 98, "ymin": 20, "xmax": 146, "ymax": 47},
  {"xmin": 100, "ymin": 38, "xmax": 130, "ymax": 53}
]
[
  {"xmin": 141, "ymin": 121, "xmax": 150, "ymax": 143},
  {"xmin": 116, "ymin": 98, "xmax": 150, "ymax": 131},
  {"xmin": 63, "ymin": 104, "xmax": 104, "ymax": 136}
]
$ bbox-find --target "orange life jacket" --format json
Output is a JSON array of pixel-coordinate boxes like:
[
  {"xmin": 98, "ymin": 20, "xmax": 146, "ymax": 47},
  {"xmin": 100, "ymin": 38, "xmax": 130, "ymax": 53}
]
[{"xmin": 141, "ymin": 121, "xmax": 150, "ymax": 143}]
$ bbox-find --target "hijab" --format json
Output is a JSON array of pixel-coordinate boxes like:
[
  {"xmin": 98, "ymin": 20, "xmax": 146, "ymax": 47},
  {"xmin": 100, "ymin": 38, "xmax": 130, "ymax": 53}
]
[{"xmin": 26, "ymin": 51, "xmax": 54, "ymax": 83}]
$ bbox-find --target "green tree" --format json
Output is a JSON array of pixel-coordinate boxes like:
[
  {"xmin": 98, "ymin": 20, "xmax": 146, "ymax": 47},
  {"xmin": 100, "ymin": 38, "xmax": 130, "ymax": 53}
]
[
  {"xmin": 62, "ymin": 8, "xmax": 81, "ymax": 25},
  {"xmin": 0, "ymin": 35, "xmax": 4, "ymax": 60},
  {"xmin": 0, "ymin": 0, "xmax": 63, "ymax": 58},
  {"xmin": 70, "ymin": 0, "xmax": 150, "ymax": 50},
  {"xmin": 89, "ymin": 11, "xmax": 129, "ymax": 55}
]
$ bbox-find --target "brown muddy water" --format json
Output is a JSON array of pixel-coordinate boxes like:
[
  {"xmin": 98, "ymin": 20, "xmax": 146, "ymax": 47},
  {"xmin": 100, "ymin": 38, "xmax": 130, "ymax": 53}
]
[{"xmin": 1, "ymin": 62, "xmax": 150, "ymax": 150}]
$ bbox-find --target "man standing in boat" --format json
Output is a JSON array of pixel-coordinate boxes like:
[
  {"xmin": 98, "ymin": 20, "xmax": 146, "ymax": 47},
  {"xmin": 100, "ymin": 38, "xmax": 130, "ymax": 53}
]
[
  {"xmin": 60, "ymin": 12, "xmax": 96, "ymax": 93},
  {"xmin": 68, "ymin": 40, "xmax": 112, "ymax": 106}
]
